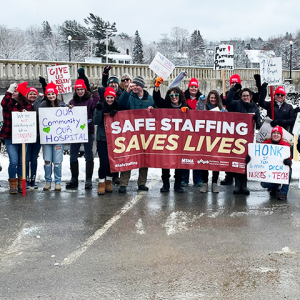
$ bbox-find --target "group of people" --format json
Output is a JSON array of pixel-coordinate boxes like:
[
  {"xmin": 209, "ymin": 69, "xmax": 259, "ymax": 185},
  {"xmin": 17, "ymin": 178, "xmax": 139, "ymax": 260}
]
[{"xmin": 0, "ymin": 67, "xmax": 298, "ymax": 201}]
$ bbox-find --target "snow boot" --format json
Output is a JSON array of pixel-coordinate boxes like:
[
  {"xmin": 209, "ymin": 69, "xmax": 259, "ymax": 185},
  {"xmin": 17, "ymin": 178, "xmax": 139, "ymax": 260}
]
[
  {"xmin": 18, "ymin": 177, "xmax": 23, "ymax": 193},
  {"xmin": 98, "ymin": 182, "xmax": 105, "ymax": 195},
  {"xmin": 9, "ymin": 178, "xmax": 18, "ymax": 194},
  {"xmin": 105, "ymin": 180, "xmax": 113, "ymax": 193},
  {"xmin": 66, "ymin": 161, "xmax": 79, "ymax": 189},
  {"xmin": 85, "ymin": 161, "xmax": 94, "ymax": 189}
]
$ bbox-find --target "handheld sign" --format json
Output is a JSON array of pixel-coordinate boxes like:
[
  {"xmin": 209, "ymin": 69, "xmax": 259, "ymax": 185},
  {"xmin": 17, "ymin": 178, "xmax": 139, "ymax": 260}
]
[
  {"xmin": 292, "ymin": 112, "xmax": 300, "ymax": 135},
  {"xmin": 47, "ymin": 65, "xmax": 72, "ymax": 94},
  {"xmin": 12, "ymin": 111, "xmax": 37, "ymax": 144},
  {"xmin": 260, "ymin": 57, "xmax": 282, "ymax": 86},
  {"xmin": 247, "ymin": 143, "xmax": 290, "ymax": 184},
  {"xmin": 39, "ymin": 107, "xmax": 88, "ymax": 144},
  {"xmin": 149, "ymin": 52, "xmax": 175, "ymax": 80},
  {"xmin": 213, "ymin": 45, "xmax": 234, "ymax": 70}
]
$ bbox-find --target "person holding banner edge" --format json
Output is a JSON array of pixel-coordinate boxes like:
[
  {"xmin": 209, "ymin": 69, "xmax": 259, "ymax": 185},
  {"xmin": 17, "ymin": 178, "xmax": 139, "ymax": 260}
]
[
  {"xmin": 0, "ymin": 82, "xmax": 33, "ymax": 194},
  {"xmin": 153, "ymin": 77, "xmax": 191, "ymax": 193}
]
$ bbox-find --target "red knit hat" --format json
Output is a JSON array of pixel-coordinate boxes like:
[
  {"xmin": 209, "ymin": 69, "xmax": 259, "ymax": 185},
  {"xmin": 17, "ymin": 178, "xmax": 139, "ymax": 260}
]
[
  {"xmin": 45, "ymin": 82, "xmax": 58, "ymax": 95},
  {"xmin": 230, "ymin": 74, "xmax": 241, "ymax": 85},
  {"xmin": 16, "ymin": 82, "xmax": 28, "ymax": 97},
  {"xmin": 26, "ymin": 87, "xmax": 38, "ymax": 96},
  {"xmin": 274, "ymin": 86, "xmax": 286, "ymax": 96},
  {"xmin": 75, "ymin": 79, "xmax": 87, "ymax": 91},
  {"xmin": 271, "ymin": 126, "xmax": 283, "ymax": 137},
  {"xmin": 104, "ymin": 87, "xmax": 116, "ymax": 98},
  {"xmin": 188, "ymin": 78, "xmax": 199, "ymax": 88}
]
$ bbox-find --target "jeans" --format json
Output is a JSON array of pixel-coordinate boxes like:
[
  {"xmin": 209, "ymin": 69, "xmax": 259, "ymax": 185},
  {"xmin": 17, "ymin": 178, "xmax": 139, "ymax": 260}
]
[
  {"xmin": 26, "ymin": 136, "xmax": 41, "ymax": 178},
  {"xmin": 70, "ymin": 133, "xmax": 94, "ymax": 163},
  {"xmin": 182, "ymin": 169, "xmax": 202, "ymax": 184},
  {"xmin": 42, "ymin": 144, "xmax": 64, "ymax": 183},
  {"xmin": 261, "ymin": 169, "xmax": 292, "ymax": 195},
  {"xmin": 97, "ymin": 140, "xmax": 112, "ymax": 179},
  {"xmin": 5, "ymin": 138, "xmax": 27, "ymax": 179}
]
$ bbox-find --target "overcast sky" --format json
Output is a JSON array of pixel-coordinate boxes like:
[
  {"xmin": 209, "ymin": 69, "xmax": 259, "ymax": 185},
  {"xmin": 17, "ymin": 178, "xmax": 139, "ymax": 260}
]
[{"xmin": 2, "ymin": 0, "xmax": 299, "ymax": 43}]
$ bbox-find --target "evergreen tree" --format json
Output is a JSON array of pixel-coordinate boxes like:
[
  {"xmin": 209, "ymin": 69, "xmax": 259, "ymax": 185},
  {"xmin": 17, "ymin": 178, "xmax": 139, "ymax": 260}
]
[
  {"xmin": 42, "ymin": 21, "xmax": 53, "ymax": 38},
  {"xmin": 189, "ymin": 30, "xmax": 205, "ymax": 65},
  {"xmin": 132, "ymin": 30, "xmax": 144, "ymax": 64}
]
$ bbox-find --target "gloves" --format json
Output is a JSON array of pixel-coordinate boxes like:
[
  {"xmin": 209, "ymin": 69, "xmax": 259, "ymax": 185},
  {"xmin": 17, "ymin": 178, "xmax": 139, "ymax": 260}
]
[
  {"xmin": 253, "ymin": 114, "xmax": 258, "ymax": 122},
  {"xmin": 155, "ymin": 77, "xmax": 163, "ymax": 87},
  {"xmin": 110, "ymin": 109, "xmax": 118, "ymax": 117},
  {"xmin": 246, "ymin": 155, "xmax": 251, "ymax": 164},
  {"xmin": 7, "ymin": 83, "xmax": 17, "ymax": 93},
  {"xmin": 199, "ymin": 94, "xmax": 206, "ymax": 101},
  {"xmin": 297, "ymin": 141, "xmax": 300, "ymax": 153},
  {"xmin": 90, "ymin": 83, "xmax": 98, "ymax": 94},
  {"xmin": 181, "ymin": 107, "xmax": 189, "ymax": 113},
  {"xmin": 39, "ymin": 76, "xmax": 46, "ymax": 85},
  {"xmin": 270, "ymin": 120, "xmax": 278, "ymax": 127},
  {"xmin": 261, "ymin": 82, "xmax": 268, "ymax": 89},
  {"xmin": 95, "ymin": 102, "xmax": 103, "ymax": 110},
  {"xmin": 103, "ymin": 65, "xmax": 111, "ymax": 75},
  {"xmin": 283, "ymin": 158, "xmax": 292, "ymax": 167},
  {"xmin": 234, "ymin": 83, "xmax": 242, "ymax": 91},
  {"xmin": 254, "ymin": 74, "xmax": 261, "ymax": 89},
  {"xmin": 77, "ymin": 67, "xmax": 85, "ymax": 75}
]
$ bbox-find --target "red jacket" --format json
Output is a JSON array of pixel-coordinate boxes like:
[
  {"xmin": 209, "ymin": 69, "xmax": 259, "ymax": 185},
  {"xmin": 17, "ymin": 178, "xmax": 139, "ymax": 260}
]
[{"xmin": 0, "ymin": 92, "xmax": 33, "ymax": 139}]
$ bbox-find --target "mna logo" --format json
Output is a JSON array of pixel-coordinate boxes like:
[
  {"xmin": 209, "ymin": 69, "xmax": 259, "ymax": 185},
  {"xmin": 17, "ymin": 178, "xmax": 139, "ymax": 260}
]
[
  {"xmin": 197, "ymin": 159, "xmax": 209, "ymax": 164},
  {"xmin": 182, "ymin": 158, "xmax": 194, "ymax": 164}
]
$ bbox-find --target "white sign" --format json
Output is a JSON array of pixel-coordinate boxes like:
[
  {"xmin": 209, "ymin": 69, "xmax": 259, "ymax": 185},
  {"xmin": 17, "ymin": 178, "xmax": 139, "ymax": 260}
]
[
  {"xmin": 12, "ymin": 111, "xmax": 37, "ymax": 144},
  {"xmin": 247, "ymin": 143, "xmax": 290, "ymax": 184},
  {"xmin": 292, "ymin": 112, "xmax": 300, "ymax": 135},
  {"xmin": 256, "ymin": 117, "xmax": 293, "ymax": 144},
  {"xmin": 213, "ymin": 44, "xmax": 234, "ymax": 70},
  {"xmin": 47, "ymin": 65, "xmax": 72, "ymax": 94},
  {"xmin": 39, "ymin": 107, "xmax": 88, "ymax": 144},
  {"xmin": 149, "ymin": 52, "xmax": 175, "ymax": 80},
  {"xmin": 260, "ymin": 57, "xmax": 282, "ymax": 86}
]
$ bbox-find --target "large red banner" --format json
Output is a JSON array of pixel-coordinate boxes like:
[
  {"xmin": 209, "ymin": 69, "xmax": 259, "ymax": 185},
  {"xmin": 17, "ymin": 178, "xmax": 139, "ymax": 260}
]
[{"xmin": 105, "ymin": 109, "xmax": 255, "ymax": 174}]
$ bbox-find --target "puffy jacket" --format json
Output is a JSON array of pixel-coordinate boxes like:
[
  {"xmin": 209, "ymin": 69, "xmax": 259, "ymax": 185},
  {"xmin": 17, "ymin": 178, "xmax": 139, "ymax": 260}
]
[{"xmin": 118, "ymin": 89, "xmax": 155, "ymax": 110}]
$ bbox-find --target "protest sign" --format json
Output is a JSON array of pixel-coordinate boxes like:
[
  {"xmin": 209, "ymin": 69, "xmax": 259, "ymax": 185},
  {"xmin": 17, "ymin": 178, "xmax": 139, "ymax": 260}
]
[
  {"xmin": 12, "ymin": 111, "xmax": 37, "ymax": 144},
  {"xmin": 247, "ymin": 143, "xmax": 290, "ymax": 184},
  {"xmin": 105, "ymin": 110, "xmax": 255, "ymax": 173},
  {"xmin": 292, "ymin": 112, "xmax": 300, "ymax": 135},
  {"xmin": 256, "ymin": 117, "xmax": 293, "ymax": 144},
  {"xmin": 260, "ymin": 57, "xmax": 282, "ymax": 86},
  {"xmin": 47, "ymin": 65, "xmax": 72, "ymax": 94},
  {"xmin": 149, "ymin": 52, "xmax": 175, "ymax": 80},
  {"xmin": 213, "ymin": 45, "xmax": 234, "ymax": 70},
  {"xmin": 39, "ymin": 107, "xmax": 88, "ymax": 144}
]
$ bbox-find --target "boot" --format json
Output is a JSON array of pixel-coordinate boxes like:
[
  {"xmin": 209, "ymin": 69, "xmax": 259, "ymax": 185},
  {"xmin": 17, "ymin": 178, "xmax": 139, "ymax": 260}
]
[
  {"xmin": 54, "ymin": 183, "xmax": 61, "ymax": 191},
  {"xmin": 233, "ymin": 176, "xmax": 242, "ymax": 194},
  {"xmin": 26, "ymin": 176, "xmax": 31, "ymax": 189},
  {"xmin": 31, "ymin": 175, "xmax": 38, "ymax": 189},
  {"xmin": 18, "ymin": 177, "xmax": 23, "ymax": 193},
  {"xmin": 85, "ymin": 161, "xmax": 94, "ymax": 190},
  {"xmin": 212, "ymin": 183, "xmax": 219, "ymax": 193},
  {"xmin": 66, "ymin": 161, "xmax": 79, "ymax": 189},
  {"xmin": 221, "ymin": 172, "xmax": 234, "ymax": 185},
  {"xmin": 200, "ymin": 183, "xmax": 208, "ymax": 193},
  {"xmin": 105, "ymin": 180, "xmax": 113, "ymax": 193},
  {"xmin": 241, "ymin": 176, "xmax": 250, "ymax": 195},
  {"xmin": 160, "ymin": 181, "xmax": 170, "ymax": 192},
  {"xmin": 9, "ymin": 178, "xmax": 18, "ymax": 194},
  {"xmin": 43, "ymin": 182, "xmax": 51, "ymax": 191},
  {"xmin": 98, "ymin": 182, "xmax": 105, "ymax": 195},
  {"xmin": 174, "ymin": 180, "xmax": 184, "ymax": 193}
]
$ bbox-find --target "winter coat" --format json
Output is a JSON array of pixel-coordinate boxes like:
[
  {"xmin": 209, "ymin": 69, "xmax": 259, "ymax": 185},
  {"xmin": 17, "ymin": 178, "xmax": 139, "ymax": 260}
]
[
  {"xmin": 69, "ymin": 92, "xmax": 100, "ymax": 134},
  {"xmin": 221, "ymin": 89, "xmax": 259, "ymax": 108},
  {"xmin": 98, "ymin": 86, "xmax": 123, "ymax": 104},
  {"xmin": 184, "ymin": 89, "xmax": 202, "ymax": 110},
  {"xmin": 226, "ymin": 87, "xmax": 261, "ymax": 129},
  {"xmin": 263, "ymin": 138, "xmax": 292, "ymax": 162},
  {"xmin": 196, "ymin": 98, "xmax": 227, "ymax": 112},
  {"xmin": 153, "ymin": 90, "xmax": 190, "ymax": 109},
  {"xmin": 0, "ymin": 92, "xmax": 33, "ymax": 139},
  {"xmin": 258, "ymin": 85, "xmax": 296, "ymax": 133},
  {"xmin": 118, "ymin": 89, "xmax": 155, "ymax": 110}
]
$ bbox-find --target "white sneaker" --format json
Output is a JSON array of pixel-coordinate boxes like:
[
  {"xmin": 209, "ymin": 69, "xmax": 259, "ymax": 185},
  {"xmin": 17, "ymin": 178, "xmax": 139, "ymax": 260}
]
[
  {"xmin": 43, "ymin": 182, "xmax": 51, "ymax": 191},
  {"xmin": 212, "ymin": 183, "xmax": 219, "ymax": 193},
  {"xmin": 200, "ymin": 183, "xmax": 208, "ymax": 193}
]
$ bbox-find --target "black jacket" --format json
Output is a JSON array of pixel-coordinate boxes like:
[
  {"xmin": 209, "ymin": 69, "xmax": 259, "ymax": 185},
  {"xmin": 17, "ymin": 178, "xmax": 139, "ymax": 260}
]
[
  {"xmin": 226, "ymin": 87, "xmax": 261, "ymax": 129},
  {"xmin": 258, "ymin": 85, "xmax": 296, "ymax": 133},
  {"xmin": 98, "ymin": 86, "xmax": 123, "ymax": 103},
  {"xmin": 153, "ymin": 90, "xmax": 190, "ymax": 109},
  {"xmin": 221, "ymin": 88, "xmax": 259, "ymax": 108}
]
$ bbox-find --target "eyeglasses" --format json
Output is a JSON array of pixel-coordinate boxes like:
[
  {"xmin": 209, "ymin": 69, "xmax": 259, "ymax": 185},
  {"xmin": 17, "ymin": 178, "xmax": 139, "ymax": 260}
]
[
  {"xmin": 242, "ymin": 94, "xmax": 250, "ymax": 98},
  {"xmin": 169, "ymin": 93, "xmax": 179, "ymax": 98},
  {"xmin": 275, "ymin": 94, "xmax": 285, "ymax": 97},
  {"xmin": 121, "ymin": 78, "xmax": 130, "ymax": 82}
]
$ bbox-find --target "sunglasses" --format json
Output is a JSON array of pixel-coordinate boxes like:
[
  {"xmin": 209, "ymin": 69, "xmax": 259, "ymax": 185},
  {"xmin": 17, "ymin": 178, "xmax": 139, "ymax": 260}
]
[
  {"xmin": 121, "ymin": 78, "xmax": 130, "ymax": 82},
  {"xmin": 276, "ymin": 94, "xmax": 285, "ymax": 97},
  {"xmin": 169, "ymin": 93, "xmax": 179, "ymax": 98}
]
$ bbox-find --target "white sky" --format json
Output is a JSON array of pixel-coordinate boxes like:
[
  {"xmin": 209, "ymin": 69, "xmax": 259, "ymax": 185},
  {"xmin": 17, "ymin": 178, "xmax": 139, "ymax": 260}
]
[{"xmin": 2, "ymin": 0, "xmax": 299, "ymax": 43}]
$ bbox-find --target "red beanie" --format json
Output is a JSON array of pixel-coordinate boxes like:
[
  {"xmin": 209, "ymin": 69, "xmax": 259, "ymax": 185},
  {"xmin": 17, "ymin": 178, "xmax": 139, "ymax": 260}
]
[
  {"xmin": 104, "ymin": 87, "xmax": 116, "ymax": 99},
  {"xmin": 45, "ymin": 82, "xmax": 58, "ymax": 95},
  {"xmin": 230, "ymin": 74, "xmax": 241, "ymax": 85},
  {"xmin": 188, "ymin": 78, "xmax": 199, "ymax": 88},
  {"xmin": 274, "ymin": 86, "xmax": 286, "ymax": 96},
  {"xmin": 75, "ymin": 79, "xmax": 87, "ymax": 91},
  {"xmin": 26, "ymin": 87, "xmax": 38, "ymax": 96},
  {"xmin": 16, "ymin": 82, "xmax": 28, "ymax": 97},
  {"xmin": 271, "ymin": 126, "xmax": 283, "ymax": 137}
]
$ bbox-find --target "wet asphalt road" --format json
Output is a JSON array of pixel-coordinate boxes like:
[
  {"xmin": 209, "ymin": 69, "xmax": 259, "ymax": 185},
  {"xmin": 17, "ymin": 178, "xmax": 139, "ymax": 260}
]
[{"xmin": 1, "ymin": 179, "xmax": 300, "ymax": 300}]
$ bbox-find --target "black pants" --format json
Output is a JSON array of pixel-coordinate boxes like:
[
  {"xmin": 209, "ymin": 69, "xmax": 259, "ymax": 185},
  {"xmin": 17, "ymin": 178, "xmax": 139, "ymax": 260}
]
[
  {"xmin": 202, "ymin": 170, "xmax": 219, "ymax": 183},
  {"xmin": 162, "ymin": 169, "xmax": 183, "ymax": 185},
  {"xmin": 97, "ymin": 141, "xmax": 112, "ymax": 179}
]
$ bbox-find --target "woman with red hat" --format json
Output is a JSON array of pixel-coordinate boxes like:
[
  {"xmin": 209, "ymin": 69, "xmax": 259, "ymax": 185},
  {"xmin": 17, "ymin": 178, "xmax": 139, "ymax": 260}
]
[
  {"xmin": 0, "ymin": 82, "xmax": 33, "ymax": 194},
  {"xmin": 93, "ymin": 87, "xmax": 120, "ymax": 195},
  {"xmin": 65, "ymin": 79, "xmax": 100, "ymax": 190},
  {"xmin": 259, "ymin": 83, "xmax": 296, "ymax": 133}
]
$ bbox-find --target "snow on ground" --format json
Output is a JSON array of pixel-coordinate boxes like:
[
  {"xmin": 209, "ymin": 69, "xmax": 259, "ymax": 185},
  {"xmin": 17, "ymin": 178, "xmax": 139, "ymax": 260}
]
[{"xmin": 0, "ymin": 152, "xmax": 299, "ymax": 183}]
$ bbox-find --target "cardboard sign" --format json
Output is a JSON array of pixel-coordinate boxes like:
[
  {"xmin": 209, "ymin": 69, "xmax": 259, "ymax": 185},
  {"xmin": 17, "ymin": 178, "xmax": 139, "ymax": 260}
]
[
  {"xmin": 260, "ymin": 57, "xmax": 282, "ymax": 86},
  {"xmin": 213, "ymin": 45, "xmax": 234, "ymax": 70},
  {"xmin": 105, "ymin": 110, "xmax": 255, "ymax": 173},
  {"xmin": 12, "ymin": 111, "xmax": 37, "ymax": 144},
  {"xmin": 256, "ymin": 117, "xmax": 293, "ymax": 144},
  {"xmin": 39, "ymin": 107, "xmax": 88, "ymax": 144},
  {"xmin": 247, "ymin": 143, "xmax": 290, "ymax": 184},
  {"xmin": 149, "ymin": 52, "xmax": 175, "ymax": 80},
  {"xmin": 292, "ymin": 112, "xmax": 300, "ymax": 135},
  {"xmin": 47, "ymin": 65, "xmax": 72, "ymax": 94}
]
